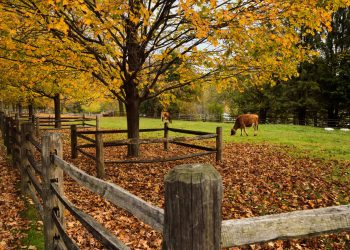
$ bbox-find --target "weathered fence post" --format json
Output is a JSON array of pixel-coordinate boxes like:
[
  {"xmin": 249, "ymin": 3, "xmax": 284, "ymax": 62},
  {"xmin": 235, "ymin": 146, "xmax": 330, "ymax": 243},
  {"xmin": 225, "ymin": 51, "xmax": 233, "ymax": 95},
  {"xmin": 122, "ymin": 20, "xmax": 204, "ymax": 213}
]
[
  {"xmin": 70, "ymin": 125, "xmax": 78, "ymax": 159},
  {"xmin": 41, "ymin": 132, "xmax": 64, "ymax": 249},
  {"xmin": 216, "ymin": 127, "xmax": 222, "ymax": 162},
  {"xmin": 4, "ymin": 116, "xmax": 10, "ymax": 153},
  {"xmin": 12, "ymin": 114, "xmax": 21, "ymax": 168},
  {"xmin": 164, "ymin": 122, "xmax": 169, "ymax": 150},
  {"xmin": 0, "ymin": 112, "xmax": 4, "ymax": 135},
  {"xmin": 163, "ymin": 164, "xmax": 223, "ymax": 250},
  {"xmin": 6, "ymin": 117, "xmax": 13, "ymax": 155},
  {"xmin": 95, "ymin": 116, "xmax": 105, "ymax": 178},
  {"xmin": 20, "ymin": 123, "xmax": 34, "ymax": 195},
  {"xmin": 95, "ymin": 114, "xmax": 100, "ymax": 129}
]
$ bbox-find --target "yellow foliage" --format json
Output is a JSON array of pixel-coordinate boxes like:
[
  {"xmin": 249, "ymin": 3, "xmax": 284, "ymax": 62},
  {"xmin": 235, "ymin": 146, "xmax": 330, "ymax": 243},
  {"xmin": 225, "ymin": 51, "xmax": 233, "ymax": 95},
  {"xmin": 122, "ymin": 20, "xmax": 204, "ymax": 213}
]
[{"xmin": 0, "ymin": 0, "xmax": 349, "ymax": 108}]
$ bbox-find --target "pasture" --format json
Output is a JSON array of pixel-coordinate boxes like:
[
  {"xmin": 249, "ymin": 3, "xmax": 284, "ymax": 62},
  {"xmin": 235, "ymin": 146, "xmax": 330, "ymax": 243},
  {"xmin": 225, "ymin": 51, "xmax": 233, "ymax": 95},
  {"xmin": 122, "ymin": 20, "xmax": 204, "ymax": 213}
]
[{"xmin": 89, "ymin": 116, "xmax": 350, "ymax": 162}]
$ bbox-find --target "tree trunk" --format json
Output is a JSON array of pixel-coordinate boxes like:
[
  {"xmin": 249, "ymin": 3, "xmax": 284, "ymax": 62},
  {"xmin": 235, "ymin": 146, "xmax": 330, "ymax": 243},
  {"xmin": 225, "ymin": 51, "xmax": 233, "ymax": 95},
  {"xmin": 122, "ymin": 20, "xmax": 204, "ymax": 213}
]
[
  {"xmin": 259, "ymin": 108, "xmax": 268, "ymax": 124},
  {"xmin": 118, "ymin": 100, "xmax": 125, "ymax": 116},
  {"xmin": 28, "ymin": 104, "xmax": 33, "ymax": 118},
  {"xmin": 18, "ymin": 103, "xmax": 23, "ymax": 116},
  {"xmin": 126, "ymin": 99, "xmax": 140, "ymax": 157},
  {"xmin": 54, "ymin": 94, "xmax": 61, "ymax": 128}
]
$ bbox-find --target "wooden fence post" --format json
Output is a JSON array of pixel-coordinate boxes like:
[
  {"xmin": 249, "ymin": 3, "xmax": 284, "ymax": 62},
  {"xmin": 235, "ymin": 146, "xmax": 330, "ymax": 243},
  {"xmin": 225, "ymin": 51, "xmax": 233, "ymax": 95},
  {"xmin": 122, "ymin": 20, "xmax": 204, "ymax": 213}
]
[
  {"xmin": 164, "ymin": 122, "xmax": 169, "ymax": 151},
  {"xmin": 70, "ymin": 125, "xmax": 78, "ymax": 159},
  {"xmin": 163, "ymin": 164, "xmax": 223, "ymax": 250},
  {"xmin": 4, "ymin": 117, "xmax": 10, "ymax": 153},
  {"xmin": 41, "ymin": 133, "xmax": 64, "ymax": 249},
  {"xmin": 216, "ymin": 127, "xmax": 222, "ymax": 162},
  {"xmin": 96, "ymin": 115, "xmax": 100, "ymax": 129},
  {"xmin": 6, "ymin": 117, "xmax": 13, "ymax": 155},
  {"xmin": 0, "ymin": 112, "xmax": 3, "ymax": 136},
  {"xmin": 12, "ymin": 115, "xmax": 21, "ymax": 168},
  {"xmin": 20, "ymin": 123, "xmax": 34, "ymax": 195},
  {"xmin": 95, "ymin": 116, "xmax": 105, "ymax": 178}
]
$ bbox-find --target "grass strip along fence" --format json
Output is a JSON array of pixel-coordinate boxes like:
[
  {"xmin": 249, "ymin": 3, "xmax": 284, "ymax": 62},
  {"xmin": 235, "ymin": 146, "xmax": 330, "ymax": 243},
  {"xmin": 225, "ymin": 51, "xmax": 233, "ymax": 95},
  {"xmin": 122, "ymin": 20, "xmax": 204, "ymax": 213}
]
[
  {"xmin": 71, "ymin": 121, "xmax": 223, "ymax": 178},
  {"xmin": 1, "ymin": 111, "xmax": 350, "ymax": 249}
]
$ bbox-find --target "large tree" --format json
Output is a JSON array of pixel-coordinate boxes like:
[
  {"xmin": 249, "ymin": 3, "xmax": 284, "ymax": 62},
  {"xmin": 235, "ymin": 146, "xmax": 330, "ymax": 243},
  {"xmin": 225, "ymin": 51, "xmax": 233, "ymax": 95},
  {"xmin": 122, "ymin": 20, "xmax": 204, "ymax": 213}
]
[{"xmin": 0, "ymin": 0, "xmax": 349, "ymax": 155}]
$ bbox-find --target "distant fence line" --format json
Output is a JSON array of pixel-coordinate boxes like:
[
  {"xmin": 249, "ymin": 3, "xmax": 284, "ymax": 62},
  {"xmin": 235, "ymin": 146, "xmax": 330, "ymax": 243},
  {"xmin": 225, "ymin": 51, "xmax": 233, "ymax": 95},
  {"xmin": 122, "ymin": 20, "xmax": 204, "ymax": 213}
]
[
  {"xmin": 2, "ymin": 108, "xmax": 349, "ymax": 128},
  {"xmin": 102, "ymin": 111, "xmax": 350, "ymax": 128}
]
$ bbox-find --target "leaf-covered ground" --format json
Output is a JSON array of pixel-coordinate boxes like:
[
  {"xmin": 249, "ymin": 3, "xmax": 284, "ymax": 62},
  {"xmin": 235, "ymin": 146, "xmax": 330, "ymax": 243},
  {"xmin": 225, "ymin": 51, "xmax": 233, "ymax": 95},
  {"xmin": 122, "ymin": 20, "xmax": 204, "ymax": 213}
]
[
  {"xmin": 0, "ymin": 147, "xmax": 30, "ymax": 249},
  {"xmin": 2, "ymin": 130, "xmax": 350, "ymax": 249},
  {"xmin": 61, "ymin": 131, "xmax": 350, "ymax": 250}
]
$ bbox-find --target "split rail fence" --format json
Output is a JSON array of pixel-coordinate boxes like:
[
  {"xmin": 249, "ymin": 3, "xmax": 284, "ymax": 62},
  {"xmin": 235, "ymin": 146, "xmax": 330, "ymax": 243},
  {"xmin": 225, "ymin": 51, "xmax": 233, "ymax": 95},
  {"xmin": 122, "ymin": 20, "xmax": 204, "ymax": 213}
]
[
  {"xmin": 1, "ymin": 111, "xmax": 350, "ymax": 249},
  {"xmin": 35, "ymin": 114, "xmax": 96, "ymax": 130},
  {"xmin": 71, "ymin": 122, "xmax": 222, "ymax": 179}
]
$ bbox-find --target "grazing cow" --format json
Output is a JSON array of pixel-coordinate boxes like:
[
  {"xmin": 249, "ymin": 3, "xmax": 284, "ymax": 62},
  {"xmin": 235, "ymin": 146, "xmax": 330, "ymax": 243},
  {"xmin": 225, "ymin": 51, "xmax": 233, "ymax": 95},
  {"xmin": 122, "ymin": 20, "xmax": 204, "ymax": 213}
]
[
  {"xmin": 161, "ymin": 111, "xmax": 171, "ymax": 123},
  {"xmin": 231, "ymin": 114, "xmax": 259, "ymax": 136}
]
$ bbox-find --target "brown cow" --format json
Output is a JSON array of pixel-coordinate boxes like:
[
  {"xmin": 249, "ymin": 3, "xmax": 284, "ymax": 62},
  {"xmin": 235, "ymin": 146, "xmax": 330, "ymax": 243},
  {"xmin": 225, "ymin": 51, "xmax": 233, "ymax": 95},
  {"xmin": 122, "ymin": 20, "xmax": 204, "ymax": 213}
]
[
  {"xmin": 231, "ymin": 114, "xmax": 259, "ymax": 136},
  {"xmin": 161, "ymin": 111, "xmax": 171, "ymax": 123}
]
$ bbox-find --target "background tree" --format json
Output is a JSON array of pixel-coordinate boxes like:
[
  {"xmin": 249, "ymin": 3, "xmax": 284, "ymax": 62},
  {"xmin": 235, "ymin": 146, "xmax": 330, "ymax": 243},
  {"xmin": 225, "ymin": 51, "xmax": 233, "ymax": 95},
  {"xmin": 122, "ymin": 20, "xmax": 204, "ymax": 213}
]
[{"xmin": 1, "ymin": 0, "xmax": 349, "ymax": 155}]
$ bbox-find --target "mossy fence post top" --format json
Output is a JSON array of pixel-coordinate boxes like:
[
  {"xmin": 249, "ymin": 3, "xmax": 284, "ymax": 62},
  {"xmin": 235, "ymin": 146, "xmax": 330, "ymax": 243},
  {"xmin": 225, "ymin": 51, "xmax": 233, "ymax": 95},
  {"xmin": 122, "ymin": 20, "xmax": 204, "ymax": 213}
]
[
  {"xmin": 164, "ymin": 163, "xmax": 223, "ymax": 250},
  {"xmin": 165, "ymin": 163, "xmax": 222, "ymax": 183}
]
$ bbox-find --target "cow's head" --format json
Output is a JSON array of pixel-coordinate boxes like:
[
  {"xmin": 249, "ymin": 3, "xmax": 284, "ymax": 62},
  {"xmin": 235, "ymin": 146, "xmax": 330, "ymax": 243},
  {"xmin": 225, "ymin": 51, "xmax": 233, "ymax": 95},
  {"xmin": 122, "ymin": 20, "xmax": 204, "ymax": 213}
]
[{"xmin": 230, "ymin": 129, "xmax": 236, "ymax": 135}]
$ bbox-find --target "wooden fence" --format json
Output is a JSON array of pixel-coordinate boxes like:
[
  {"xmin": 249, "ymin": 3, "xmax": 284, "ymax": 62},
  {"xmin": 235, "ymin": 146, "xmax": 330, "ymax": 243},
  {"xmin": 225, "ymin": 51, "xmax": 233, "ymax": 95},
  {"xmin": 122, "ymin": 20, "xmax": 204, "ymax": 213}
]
[
  {"xmin": 35, "ymin": 114, "xmax": 96, "ymax": 130},
  {"xmin": 1, "ymin": 111, "xmax": 350, "ymax": 249},
  {"xmin": 71, "ymin": 121, "xmax": 222, "ymax": 179}
]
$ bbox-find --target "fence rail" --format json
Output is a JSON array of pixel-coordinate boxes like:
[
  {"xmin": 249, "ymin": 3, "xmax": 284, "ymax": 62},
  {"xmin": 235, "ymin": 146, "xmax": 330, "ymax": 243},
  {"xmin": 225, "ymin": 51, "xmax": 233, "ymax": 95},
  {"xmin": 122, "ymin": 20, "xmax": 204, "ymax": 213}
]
[
  {"xmin": 72, "ymin": 121, "xmax": 222, "ymax": 178},
  {"xmin": 0, "ymin": 110, "xmax": 350, "ymax": 249}
]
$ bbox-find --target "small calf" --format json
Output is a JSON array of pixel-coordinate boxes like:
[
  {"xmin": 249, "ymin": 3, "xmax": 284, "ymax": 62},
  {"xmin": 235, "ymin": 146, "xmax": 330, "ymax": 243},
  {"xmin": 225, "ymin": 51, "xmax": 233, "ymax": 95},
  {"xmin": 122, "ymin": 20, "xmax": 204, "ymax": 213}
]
[
  {"xmin": 161, "ymin": 111, "xmax": 171, "ymax": 123},
  {"xmin": 231, "ymin": 114, "xmax": 259, "ymax": 136}
]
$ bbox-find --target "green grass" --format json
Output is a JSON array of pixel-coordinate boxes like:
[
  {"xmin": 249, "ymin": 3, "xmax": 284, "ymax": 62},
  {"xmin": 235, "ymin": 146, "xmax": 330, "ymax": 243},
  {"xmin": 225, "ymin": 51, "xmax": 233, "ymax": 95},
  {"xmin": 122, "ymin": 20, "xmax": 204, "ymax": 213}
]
[
  {"xmin": 90, "ymin": 117, "xmax": 350, "ymax": 161},
  {"xmin": 19, "ymin": 202, "xmax": 44, "ymax": 250}
]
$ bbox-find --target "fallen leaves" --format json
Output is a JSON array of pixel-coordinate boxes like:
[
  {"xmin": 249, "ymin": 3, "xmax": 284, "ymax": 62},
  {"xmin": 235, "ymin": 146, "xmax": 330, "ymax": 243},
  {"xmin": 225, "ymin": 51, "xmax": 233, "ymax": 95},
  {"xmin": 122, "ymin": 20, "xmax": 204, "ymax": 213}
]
[
  {"xmin": 0, "ymin": 147, "xmax": 29, "ymax": 249},
  {"xmin": 59, "ymin": 131, "xmax": 350, "ymax": 249},
  {"xmin": 2, "ymin": 129, "xmax": 350, "ymax": 249}
]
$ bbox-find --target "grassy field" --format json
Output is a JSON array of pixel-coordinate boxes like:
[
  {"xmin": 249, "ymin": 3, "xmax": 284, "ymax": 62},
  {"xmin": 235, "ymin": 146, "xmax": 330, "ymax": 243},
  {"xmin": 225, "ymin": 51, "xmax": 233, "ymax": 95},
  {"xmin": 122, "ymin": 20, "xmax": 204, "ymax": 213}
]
[{"xmin": 89, "ymin": 116, "xmax": 350, "ymax": 161}]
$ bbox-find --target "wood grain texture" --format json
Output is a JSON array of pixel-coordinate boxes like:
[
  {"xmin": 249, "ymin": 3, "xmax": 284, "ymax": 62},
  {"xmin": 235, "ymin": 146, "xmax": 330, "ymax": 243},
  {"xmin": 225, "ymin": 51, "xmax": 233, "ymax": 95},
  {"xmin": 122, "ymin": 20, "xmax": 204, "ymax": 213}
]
[
  {"xmin": 51, "ymin": 183, "xmax": 129, "ymax": 250},
  {"xmin": 52, "ymin": 211, "xmax": 79, "ymax": 250},
  {"xmin": 221, "ymin": 205, "xmax": 350, "ymax": 248},
  {"xmin": 20, "ymin": 123, "xmax": 34, "ymax": 195},
  {"xmin": 41, "ymin": 133, "xmax": 64, "ymax": 250},
  {"xmin": 53, "ymin": 155, "xmax": 164, "ymax": 232},
  {"xmin": 216, "ymin": 127, "xmax": 223, "ymax": 162},
  {"xmin": 95, "ymin": 131, "xmax": 105, "ymax": 178},
  {"xmin": 28, "ymin": 134, "xmax": 42, "ymax": 153},
  {"xmin": 164, "ymin": 164, "xmax": 223, "ymax": 250}
]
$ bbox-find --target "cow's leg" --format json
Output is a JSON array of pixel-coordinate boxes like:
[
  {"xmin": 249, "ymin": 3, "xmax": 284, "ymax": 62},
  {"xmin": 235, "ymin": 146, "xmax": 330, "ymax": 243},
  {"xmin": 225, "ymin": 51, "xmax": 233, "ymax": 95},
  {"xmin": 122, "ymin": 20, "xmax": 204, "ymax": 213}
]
[
  {"xmin": 253, "ymin": 123, "xmax": 257, "ymax": 136},
  {"xmin": 240, "ymin": 128, "xmax": 243, "ymax": 136},
  {"xmin": 243, "ymin": 126, "xmax": 248, "ymax": 136}
]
